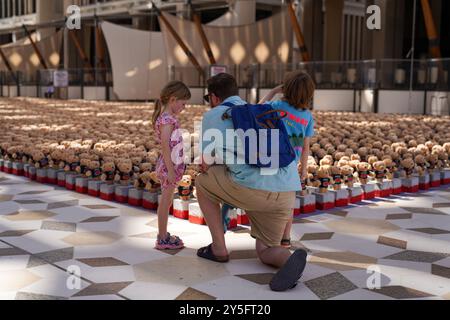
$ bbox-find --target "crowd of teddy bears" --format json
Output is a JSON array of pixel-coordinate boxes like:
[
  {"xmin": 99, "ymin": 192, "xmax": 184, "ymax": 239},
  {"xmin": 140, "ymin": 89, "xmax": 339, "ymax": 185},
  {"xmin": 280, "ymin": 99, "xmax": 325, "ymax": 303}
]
[{"xmin": 1, "ymin": 98, "xmax": 450, "ymax": 198}]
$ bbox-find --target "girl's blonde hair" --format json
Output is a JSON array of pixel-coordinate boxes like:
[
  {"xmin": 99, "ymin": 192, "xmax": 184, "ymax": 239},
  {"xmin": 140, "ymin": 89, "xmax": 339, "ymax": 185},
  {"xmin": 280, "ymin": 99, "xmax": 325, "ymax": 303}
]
[
  {"xmin": 152, "ymin": 81, "xmax": 191, "ymax": 126},
  {"xmin": 283, "ymin": 71, "xmax": 315, "ymax": 110}
]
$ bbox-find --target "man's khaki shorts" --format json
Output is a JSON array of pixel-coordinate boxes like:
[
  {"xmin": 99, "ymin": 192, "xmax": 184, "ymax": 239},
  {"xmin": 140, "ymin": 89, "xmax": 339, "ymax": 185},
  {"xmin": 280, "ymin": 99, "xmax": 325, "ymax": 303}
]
[{"xmin": 195, "ymin": 165, "xmax": 296, "ymax": 247}]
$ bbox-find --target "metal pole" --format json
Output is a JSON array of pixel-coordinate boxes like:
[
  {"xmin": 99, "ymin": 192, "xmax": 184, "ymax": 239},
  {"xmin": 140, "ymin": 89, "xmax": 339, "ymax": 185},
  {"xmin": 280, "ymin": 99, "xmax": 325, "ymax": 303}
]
[{"xmin": 408, "ymin": 0, "xmax": 417, "ymax": 114}]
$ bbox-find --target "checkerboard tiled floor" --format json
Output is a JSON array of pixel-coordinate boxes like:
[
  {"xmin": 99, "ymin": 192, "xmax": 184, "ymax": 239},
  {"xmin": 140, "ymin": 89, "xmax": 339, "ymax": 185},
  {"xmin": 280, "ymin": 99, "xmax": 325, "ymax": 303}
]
[{"xmin": 1, "ymin": 172, "xmax": 450, "ymax": 300}]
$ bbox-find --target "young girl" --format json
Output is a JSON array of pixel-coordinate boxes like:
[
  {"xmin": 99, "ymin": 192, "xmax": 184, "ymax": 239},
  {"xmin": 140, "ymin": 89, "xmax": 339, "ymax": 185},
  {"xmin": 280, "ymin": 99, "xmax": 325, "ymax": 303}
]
[
  {"xmin": 259, "ymin": 70, "xmax": 316, "ymax": 249},
  {"xmin": 152, "ymin": 81, "xmax": 191, "ymax": 250}
]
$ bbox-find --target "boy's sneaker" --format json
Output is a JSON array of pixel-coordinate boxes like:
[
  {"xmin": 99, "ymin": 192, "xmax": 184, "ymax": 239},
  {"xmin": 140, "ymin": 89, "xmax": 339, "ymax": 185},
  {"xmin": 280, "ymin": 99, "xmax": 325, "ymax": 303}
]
[{"xmin": 155, "ymin": 233, "xmax": 185, "ymax": 250}]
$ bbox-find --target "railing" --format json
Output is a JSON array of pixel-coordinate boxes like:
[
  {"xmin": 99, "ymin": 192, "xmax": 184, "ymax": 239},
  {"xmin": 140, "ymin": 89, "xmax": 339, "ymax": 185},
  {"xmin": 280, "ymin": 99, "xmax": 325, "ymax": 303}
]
[
  {"xmin": 169, "ymin": 58, "xmax": 450, "ymax": 91},
  {"xmin": 0, "ymin": 68, "xmax": 112, "ymax": 99}
]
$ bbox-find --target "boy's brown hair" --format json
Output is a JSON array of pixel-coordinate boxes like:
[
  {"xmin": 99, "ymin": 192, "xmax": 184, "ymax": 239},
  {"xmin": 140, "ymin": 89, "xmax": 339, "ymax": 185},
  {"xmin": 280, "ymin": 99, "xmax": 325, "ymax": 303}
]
[{"xmin": 283, "ymin": 71, "xmax": 315, "ymax": 110}]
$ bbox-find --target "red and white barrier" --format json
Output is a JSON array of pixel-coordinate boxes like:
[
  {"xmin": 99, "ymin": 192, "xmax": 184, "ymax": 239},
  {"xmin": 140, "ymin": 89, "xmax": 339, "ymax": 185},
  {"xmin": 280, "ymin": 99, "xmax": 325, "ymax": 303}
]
[
  {"xmin": 361, "ymin": 183, "xmax": 377, "ymax": 200},
  {"xmin": 57, "ymin": 171, "xmax": 66, "ymax": 187},
  {"xmin": 28, "ymin": 166, "xmax": 37, "ymax": 181},
  {"xmin": 375, "ymin": 181, "xmax": 392, "ymax": 198},
  {"xmin": 128, "ymin": 188, "xmax": 143, "ymax": 206},
  {"xmin": 12, "ymin": 162, "xmax": 24, "ymax": 176},
  {"xmin": 347, "ymin": 186, "xmax": 363, "ymax": 203},
  {"xmin": 331, "ymin": 189, "xmax": 349, "ymax": 207},
  {"xmin": 188, "ymin": 202, "xmax": 206, "ymax": 225},
  {"xmin": 114, "ymin": 185, "xmax": 132, "ymax": 203},
  {"xmin": 173, "ymin": 198, "xmax": 195, "ymax": 219},
  {"xmin": 402, "ymin": 176, "xmax": 419, "ymax": 193},
  {"xmin": 75, "ymin": 177, "xmax": 89, "ymax": 194},
  {"xmin": 419, "ymin": 174, "xmax": 430, "ymax": 190},
  {"xmin": 3, "ymin": 160, "xmax": 12, "ymax": 174},
  {"xmin": 295, "ymin": 194, "xmax": 316, "ymax": 214},
  {"xmin": 391, "ymin": 178, "xmax": 402, "ymax": 194},
  {"xmin": 142, "ymin": 191, "xmax": 158, "ymax": 210},
  {"xmin": 237, "ymin": 208, "xmax": 250, "ymax": 225},
  {"xmin": 442, "ymin": 169, "xmax": 450, "ymax": 185},
  {"xmin": 65, "ymin": 173, "xmax": 79, "ymax": 191},
  {"xmin": 99, "ymin": 183, "xmax": 116, "ymax": 201},
  {"xmin": 314, "ymin": 192, "xmax": 335, "ymax": 210},
  {"xmin": 46, "ymin": 168, "xmax": 61, "ymax": 184},
  {"xmin": 430, "ymin": 171, "xmax": 441, "ymax": 188}
]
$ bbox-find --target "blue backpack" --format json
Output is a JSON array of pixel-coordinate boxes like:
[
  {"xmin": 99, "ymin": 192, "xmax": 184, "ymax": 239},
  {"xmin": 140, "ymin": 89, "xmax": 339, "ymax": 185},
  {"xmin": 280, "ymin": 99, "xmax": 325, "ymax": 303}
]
[{"xmin": 221, "ymin": 102, "xmax": 296, "ymax": 169}]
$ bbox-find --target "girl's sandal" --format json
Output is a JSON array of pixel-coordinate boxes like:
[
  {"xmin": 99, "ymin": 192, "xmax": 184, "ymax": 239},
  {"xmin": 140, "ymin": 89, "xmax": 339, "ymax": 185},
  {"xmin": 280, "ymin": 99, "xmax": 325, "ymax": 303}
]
[{"xmin": 155, "ymin": 233, "xmax": 184, "ymax": 250}]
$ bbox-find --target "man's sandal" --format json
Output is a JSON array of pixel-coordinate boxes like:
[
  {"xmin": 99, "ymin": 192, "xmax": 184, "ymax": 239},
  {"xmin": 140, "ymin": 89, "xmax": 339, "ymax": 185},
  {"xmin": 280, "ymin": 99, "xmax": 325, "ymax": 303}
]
[
  {"xmin": 281, "ymin": 239, "xmax": 291, "ymax": 249},
  {"xmin": 197, "ymin": 244, "xmax": 230, "ymax": 263},
  {"xmin": 270, "ymin": 249, "xmax": 308, "ymax": 292}
]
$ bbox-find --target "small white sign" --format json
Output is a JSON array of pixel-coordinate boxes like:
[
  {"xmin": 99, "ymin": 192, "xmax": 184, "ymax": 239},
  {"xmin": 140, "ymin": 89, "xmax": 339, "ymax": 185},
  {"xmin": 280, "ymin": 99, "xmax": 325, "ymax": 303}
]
[
  {"xmin": 210, "ymin": 65, "xmax": 228, "ymax": 77},
  {"xmin": 53, "ymin": 70, "xmax": 69, "ymax": 88}
]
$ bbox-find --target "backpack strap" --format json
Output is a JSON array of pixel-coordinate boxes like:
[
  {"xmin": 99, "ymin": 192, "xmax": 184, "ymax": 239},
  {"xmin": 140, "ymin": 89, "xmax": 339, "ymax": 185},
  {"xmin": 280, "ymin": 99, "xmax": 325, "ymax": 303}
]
[{"xmin": 221, "ymin": 102, "xmax": 235, "ymax": 120}]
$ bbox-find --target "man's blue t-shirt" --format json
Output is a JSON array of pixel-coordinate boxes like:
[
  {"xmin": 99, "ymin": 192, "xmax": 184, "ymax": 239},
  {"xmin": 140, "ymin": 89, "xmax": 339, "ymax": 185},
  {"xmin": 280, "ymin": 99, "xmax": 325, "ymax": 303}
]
[
  {"xmin": 200, "ymin": 96, "xmax": 301, "ymax": 192},
  {"xmin": 268, "ymin": 100, "xmax": 315, "ymax": 162}
]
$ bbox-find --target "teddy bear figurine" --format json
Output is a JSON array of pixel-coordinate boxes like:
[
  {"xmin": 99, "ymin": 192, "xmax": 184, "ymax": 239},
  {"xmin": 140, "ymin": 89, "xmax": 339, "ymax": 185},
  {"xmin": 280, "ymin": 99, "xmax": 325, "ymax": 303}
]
[
  {"xmin": 401, "ymin": 158, "xmax": 415, "ymax": 178},
  {"xmin": 177, "ymin": 175, "xmax": 194, "ymax": 201},
  {"xmin": 372, "ymin": 161, "xmax": 386, "ymax": 183},
  {"xmin": 426, "ymin": 153, "xmax": 438, "ymax": 172},
  {"xmin": 33, "ymin": 150, "xmax": 49, "ymax": 169},
  {"xmin": 341, "ymin": 165, "xmax": 355, "ymax": 188},
  {"xmin": 101, "ymin": 162, "xmax": 116, "ymax": 183},
  {"xmin": 414, "ymin": 154, "xmax": 427, "ymax": 177},
  {"xmin": 134, "ymin": 171, "xmax": 152, "ymax": 190},
  {"xmin": 317, "ymin": 166, "xmax": 331, "ymax": 193},
  {"xmin": 145, "ymin": 172, "xmax": 161, "ymax": 192},
  {"xmin": 307, "ymin": 164, "xmax": 320, "ymax": 188},
  {"xmin": 357, "ymin": 162, "xmax": 371, "ymax": 185},
  {"xmin": 114, "ymin": 159, "xmax": 134, "ymax": 185},
  {"xmin": 330, "ymin": 166, "xmax": 343, "ymax": 190},
  {"xmin": 383, "ymin": 158, "xmax": 395, "ymax": 180},
  {"xmin": 85, "ymin": 160, "xmax": 102, "ymax": 179}
]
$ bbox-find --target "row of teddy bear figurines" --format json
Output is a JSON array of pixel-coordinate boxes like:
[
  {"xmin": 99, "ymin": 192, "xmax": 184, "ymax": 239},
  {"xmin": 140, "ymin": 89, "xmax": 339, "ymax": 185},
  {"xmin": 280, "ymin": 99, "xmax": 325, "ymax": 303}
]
[
  {"xmin": 301, "ymin": 153, "xmax": 449, "ymax": 195},
  {"xmin": 0, "ymin": 151, "xmax": 197, "ymax": 201}
]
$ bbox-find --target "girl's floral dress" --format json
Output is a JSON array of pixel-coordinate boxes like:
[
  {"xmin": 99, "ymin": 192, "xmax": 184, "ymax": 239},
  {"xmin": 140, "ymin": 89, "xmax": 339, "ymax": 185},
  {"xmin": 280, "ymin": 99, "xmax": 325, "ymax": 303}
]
[{"xmin": 154, "ymin": 112, "xmax": 185, "ymax": 190}]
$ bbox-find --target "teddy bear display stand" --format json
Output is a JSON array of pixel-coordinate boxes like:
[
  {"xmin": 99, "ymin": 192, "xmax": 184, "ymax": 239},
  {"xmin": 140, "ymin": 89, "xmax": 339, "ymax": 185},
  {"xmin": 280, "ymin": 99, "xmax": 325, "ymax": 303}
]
[
  {"xmin": 429, "ymin": 170, "xmax": 441, "ymax": 188},
  {"xmin": 394, "ymin": 170, "xmax": 405, "ymax": 179},
  {"xmin": 142, "ymin": 191, "xmax": 158, "ymax": 210},
  {"xmin": 12, "ymin": 162, "xmax": 24, "ymax": 176},
  {"xmin": 401, "ymin": 176, "xmax": 419, "ymax": 193},
  {"xmin": 330, "ymin": 189, "xmax": 349, "ymax": 207},
  {"xmin": 47, "ymin": 168, "xmax": 62, "ymax": 185},
  {"xmin": 360, "ymin": 182, "xmax": 377, "ymax": 200},
  {"xmin": 115, "ymin": 185, "xmax": 133, "ymax": 203},
  {"xmin": 100, "ymin": 183, "xmax": 116, "ymax": 201},
  {"xmin": 418, "ymin": 173, "xmax": 430, "ymax": 190},
  {"xmin": 28, "ymin": 165, "xmax": 37, "ymax": 181},
  {"xmin": 391, "ymin": 178, "xmax": 402, "ymax": 194},
  {"xmin": 88, "ymin": 180, "xmax": 104, "ymax": 197},
  {"xmin": 441, "ymin": 168, "xmax": 450, "ymax": 185},
  {"xmin": 225, "ymin": 207, "xmax": 238, "ymax": 230},
  {"xmin": 75, "ymin": 176, "xmax": 89, "ymax": 194},
  {"xmin": 23, "ymin": 163, "xmax": 30, "ymax": 178},
  {"xmin": 128, "ymin": 188, "xmax": 143, "ymax": 207},
  {"xmin": 36, "ymin": 168, "xmax": 48, "ymax": 184},
  {"xmin": 375, "ymin": 180, "xmax": 393, "ymax": 198},
  {"xmin": 0, "ymin": 159, "xmax": 4, "ymax": 172},
  {"xmin": 3, "ymin": 160, "xmax": 12, "ymax": 174},
  {"xmin": 65, "ymin": 173, "xmax": 80, "ymax": 191},
  {"xmin": 347, "ymin": 186, "xmax": 363, "ymax": 203},
  {"xmin": 237, "ymin": 208, "xmax": 250, "ymax": 225},
  {"xmin": 57, "ymin": 171, "xmax": 66, "ymax": 187},
  {"xmin": 313, "ymin": 191, "xmax": 335, "ymax": 211},
  {"xmin": 173, "ymin": 198, "xmax": 197, "ymax": 220},
  {"xmin": 188, "ymin": 202, "xmax": 206, "ymax": 225},
  {"xmin": 295, "ymin": 194, "xmax": 316, "ymax": 215}
]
